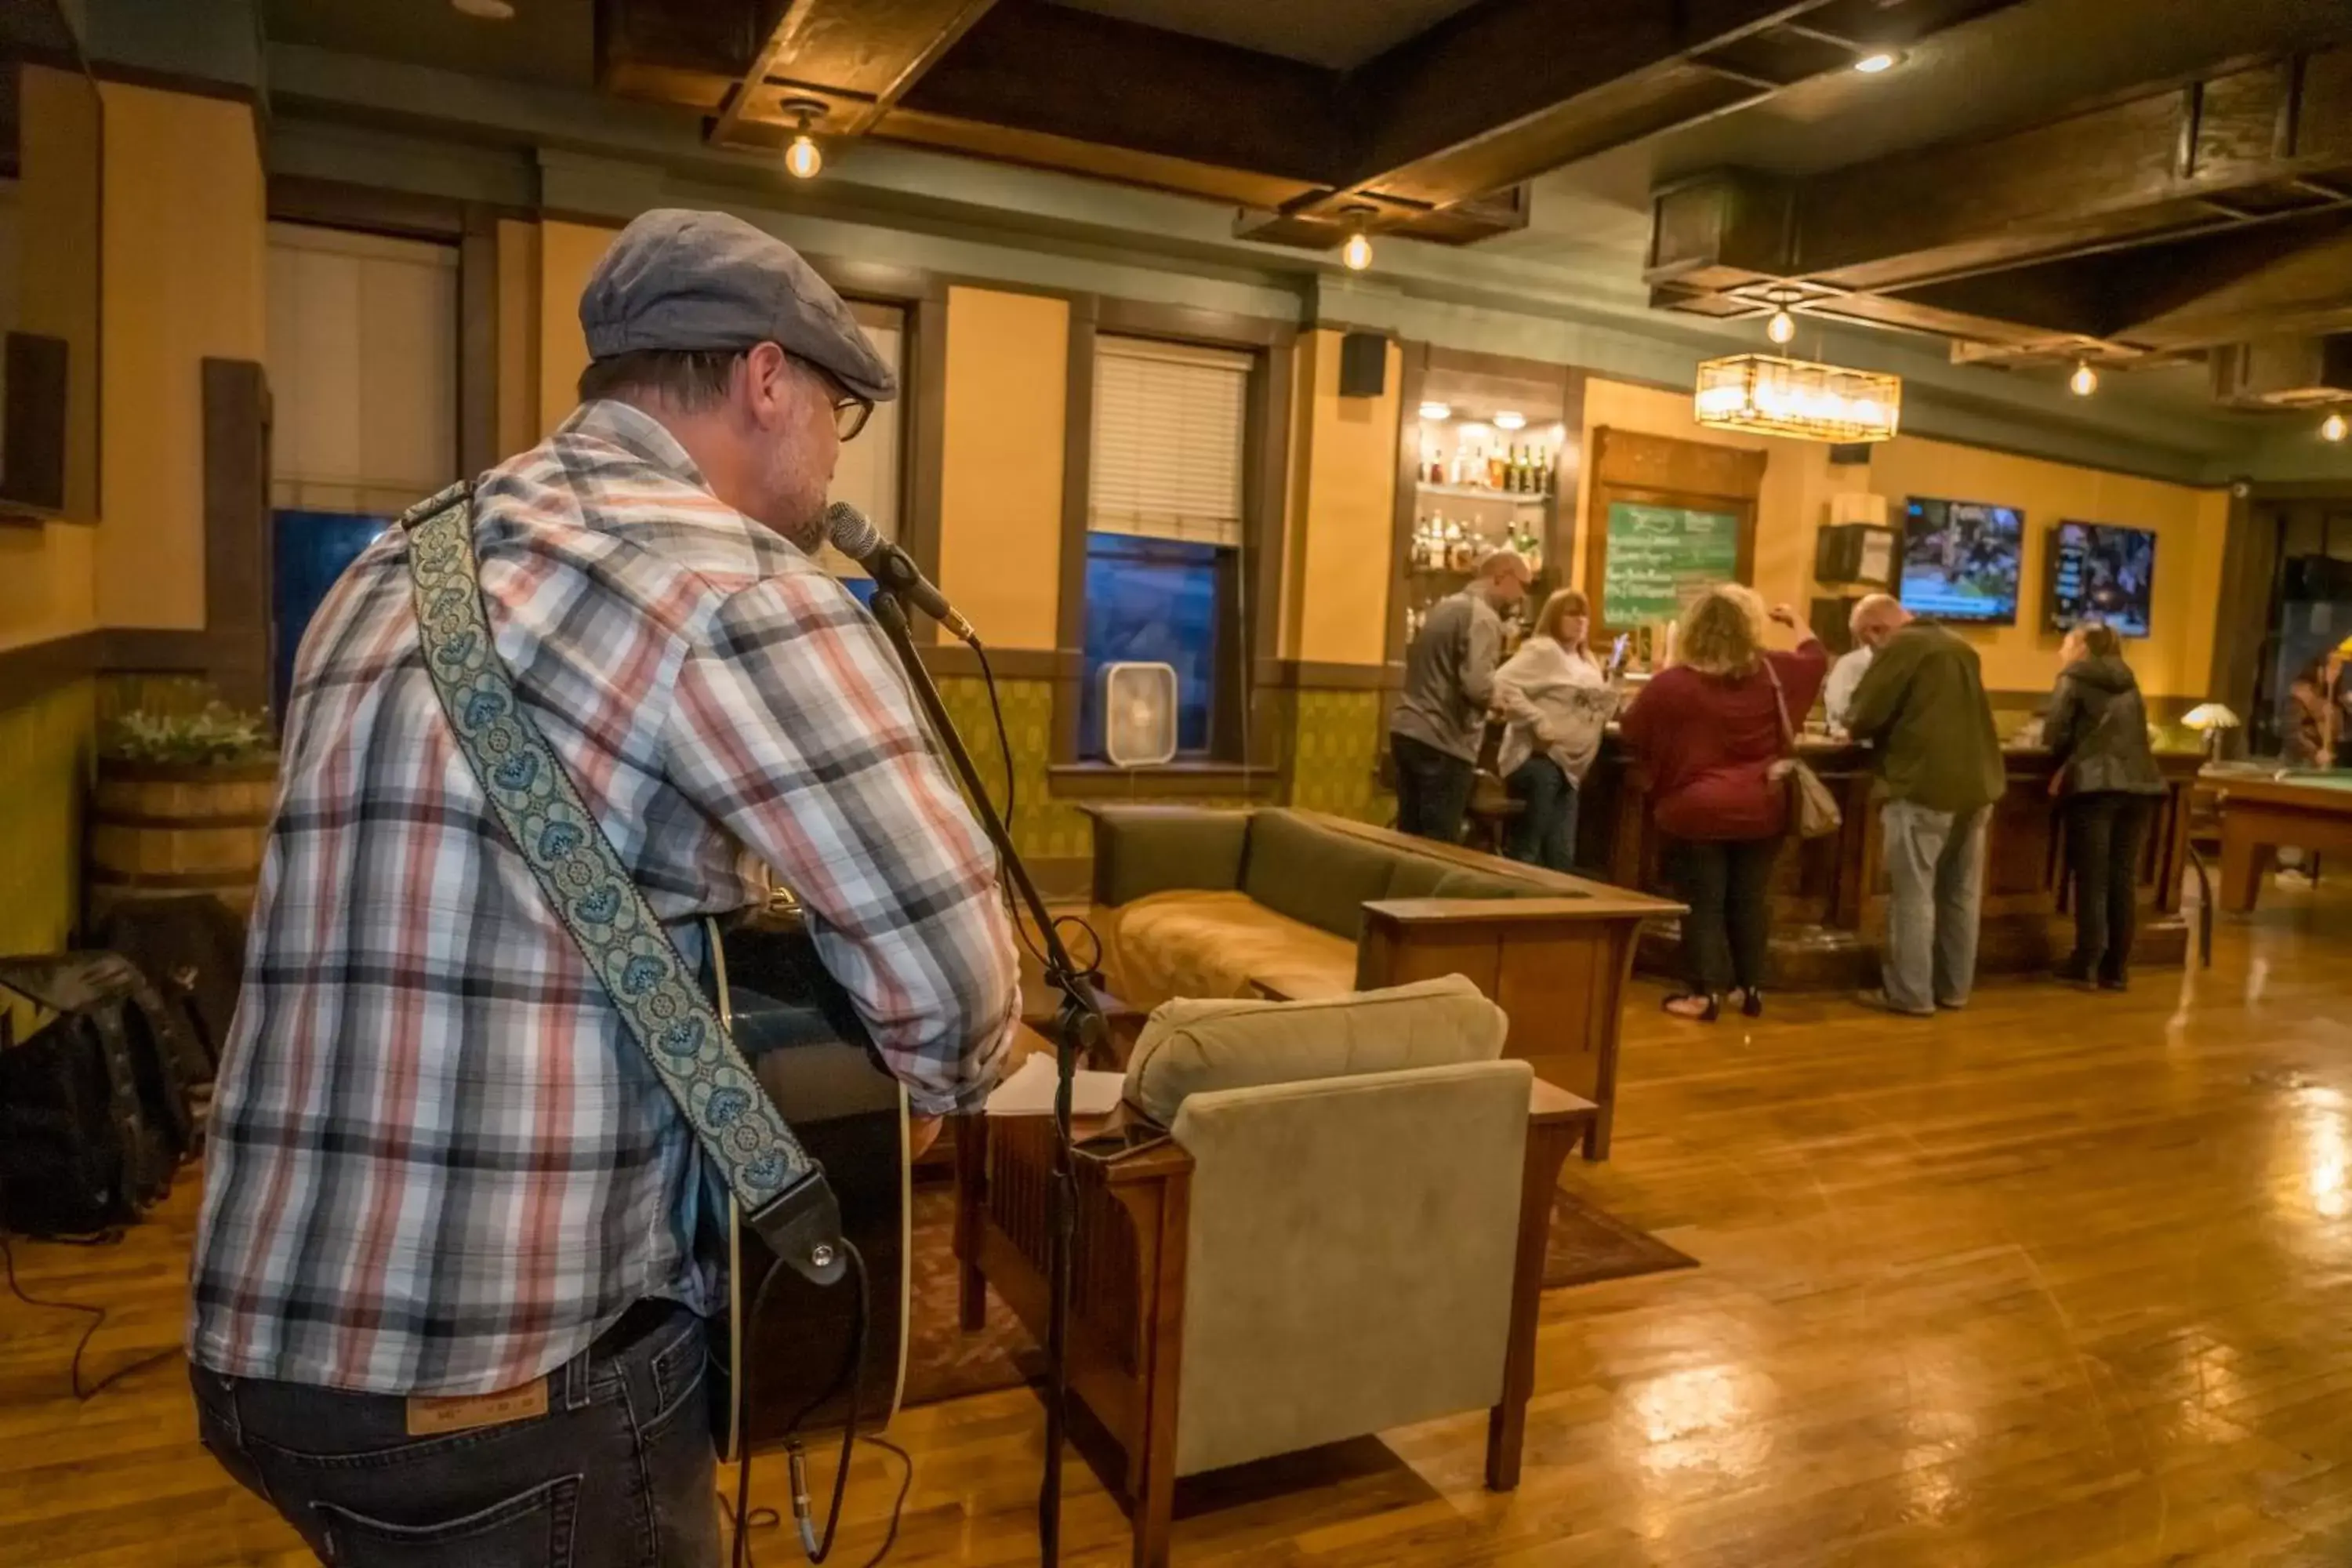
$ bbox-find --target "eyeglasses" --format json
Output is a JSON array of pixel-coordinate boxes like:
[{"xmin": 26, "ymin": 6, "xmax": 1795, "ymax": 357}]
[{"xmin": 786, "ymin": 354, "xmax": 873, "ymax": 441}]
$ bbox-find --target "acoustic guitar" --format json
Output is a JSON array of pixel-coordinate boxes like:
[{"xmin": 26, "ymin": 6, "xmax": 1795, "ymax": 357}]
[{"xmin": 703, "ymin": 903, "xmax": 910, "ymax": 1462}]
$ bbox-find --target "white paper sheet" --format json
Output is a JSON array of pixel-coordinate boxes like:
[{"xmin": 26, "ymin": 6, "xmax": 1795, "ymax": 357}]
[{"xmin": 984, "ymin": 1053, "xmax": 1127, "ymax": 1117}]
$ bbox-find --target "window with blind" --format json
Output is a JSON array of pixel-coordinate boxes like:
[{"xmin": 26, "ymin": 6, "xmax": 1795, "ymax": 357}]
[
  {"xmin": 815, "ymin": 300, "xmax": 906, "ymax": 600},
  {"xmin": 264, "ymin": 223, "xmax": 460, "ymax": 712},
  {"xmin": 1080, "ymin": 336, "xmax": 1254, "ymax": 762}
]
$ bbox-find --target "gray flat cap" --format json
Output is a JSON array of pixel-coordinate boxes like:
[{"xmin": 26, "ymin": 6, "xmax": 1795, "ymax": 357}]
[{"xmin": 579, "ymin": 209, "xmax": 898, "ymax": 402}]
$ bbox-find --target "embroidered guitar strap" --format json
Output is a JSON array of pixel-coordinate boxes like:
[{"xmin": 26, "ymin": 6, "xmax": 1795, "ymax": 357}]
[{"xmin": 397, "ymin": 481, "xmax": 845, "ymax": 1287}]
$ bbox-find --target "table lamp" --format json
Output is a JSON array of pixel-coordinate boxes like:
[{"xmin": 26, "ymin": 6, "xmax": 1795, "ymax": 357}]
[{"xmin": 2182, "ymin": 702, "xmax": 2241, "ymax": 760}]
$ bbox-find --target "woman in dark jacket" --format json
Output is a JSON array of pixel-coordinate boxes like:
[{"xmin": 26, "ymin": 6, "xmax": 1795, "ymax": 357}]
[{"xmin": 2045, "ymin": 623, "xmax": 2167, "ymax": 989}]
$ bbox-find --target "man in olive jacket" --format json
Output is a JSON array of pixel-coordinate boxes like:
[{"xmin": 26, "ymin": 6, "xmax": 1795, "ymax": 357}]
[{"xmin": 1845, "ymin": 595, "xmax": 2005, "ymax": 1016}]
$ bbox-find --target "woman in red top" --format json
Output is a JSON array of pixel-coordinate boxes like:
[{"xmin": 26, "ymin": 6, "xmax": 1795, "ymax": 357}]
[{"xmin": 1620, "ymin": 585, "xmax": 1828, "ymax": 1021}]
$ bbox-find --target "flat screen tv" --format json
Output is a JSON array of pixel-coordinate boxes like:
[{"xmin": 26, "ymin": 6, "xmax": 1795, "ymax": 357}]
[
  {"xmin": 1898, "ymin": 496, "xmax": 2022, "ymax": 624},
  {"xmin": 2046, "ymin": 521, "xmax": 2156, "ymax": 638}
]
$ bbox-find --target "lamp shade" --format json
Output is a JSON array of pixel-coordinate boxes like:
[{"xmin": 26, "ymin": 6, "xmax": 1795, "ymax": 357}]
[
  {"xmin": 1694, "ymin": 354, "xmax": 1902, "ymax": 444},
  {"xmin": 2181, "ymin": 703, "xmax": 2241, "ymax": 731}
]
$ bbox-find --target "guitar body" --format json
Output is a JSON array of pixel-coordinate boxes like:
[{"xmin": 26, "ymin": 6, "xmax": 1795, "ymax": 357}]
[{"xmin": 706, "ymin": 912, "xmax": 909, "ymax": 1463}]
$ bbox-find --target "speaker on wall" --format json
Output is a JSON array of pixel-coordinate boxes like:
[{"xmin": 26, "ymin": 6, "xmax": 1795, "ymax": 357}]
[
  {"xmin": 1828, "ymin": 442, "xmax": 1874, "ymax": 466},
  {"xmin": 1339, "ymin": 332, "xmax": 1388, "ymax": 398}
]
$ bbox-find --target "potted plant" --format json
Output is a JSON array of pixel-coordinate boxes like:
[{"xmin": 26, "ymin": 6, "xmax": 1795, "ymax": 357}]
[{"xmin": 88, "ymin": 705, "xmax": 278, "ymax": 916}]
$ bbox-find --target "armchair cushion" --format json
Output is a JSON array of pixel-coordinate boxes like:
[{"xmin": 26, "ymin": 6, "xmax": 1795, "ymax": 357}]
[
  {"xmin": 1123, "ymin": 972, "xmax": 1506, "ymax": 1125},
  {"xmin": 1240, "ymin": 809, "xmax": 1403, "ymax": 938}
]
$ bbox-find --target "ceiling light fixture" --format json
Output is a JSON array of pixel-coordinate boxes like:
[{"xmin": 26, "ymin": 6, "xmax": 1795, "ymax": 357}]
[
  {"xmin": 1340, "ymin": 205, "xmax": 1375, "ymax": 272},
  {"xmin": 779, "ymin": 98, "xmax": 826, "ymax": 180},
  {"xmin": 2069, "ymin": 361, "xmax": 2099, "ymax": 397},
  {"xmin": 450, "ymin": 0, "xmax": 516, "ymax": 17},
  {"xmin": 1494, "ymin": 411, "xmax": 1526, "ymax": 431},
  {"xmin": 2325, "ymin": 411, "xmax": 2349, "ymax": 443},
  {"xmin": 1417, "ymin": 401, "xmax": 1453, "ymax": 421},
  {"xmin": 1767, "ymin": 307, "xmax": 1797, "ymax": 346},
  {"xmin": 1695, "ymin": 353, "xmax": 1903, "ymax": 444},
  {"xmin": 1853, "ymin": 50, "xmax": 1900, "ymax": 74}
]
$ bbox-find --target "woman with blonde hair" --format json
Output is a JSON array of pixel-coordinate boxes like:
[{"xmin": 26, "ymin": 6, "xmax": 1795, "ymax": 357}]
[
  {"xmin": 1494, "ymin": 588, "xmax": 1621, "ymax": 871},
  {"xmin": 1620, "ymin": 584, "xmax": 1827, "ymax": 1020}
]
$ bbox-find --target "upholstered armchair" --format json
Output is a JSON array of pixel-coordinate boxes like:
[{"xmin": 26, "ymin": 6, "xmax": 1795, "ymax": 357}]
[{"xmin": 954, "ymin": 976, "xmax": 1595, "ymax": 1567}]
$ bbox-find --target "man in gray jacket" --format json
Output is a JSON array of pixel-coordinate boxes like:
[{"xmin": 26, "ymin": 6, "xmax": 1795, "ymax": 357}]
[{"xmin": 1389, "ymin": 548, "xmax": 1530, "ymax": 842}]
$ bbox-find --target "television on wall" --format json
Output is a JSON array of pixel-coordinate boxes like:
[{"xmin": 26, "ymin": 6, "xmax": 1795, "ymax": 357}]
[
  {"xmin": 2046, "ymin": 521, "xmax": 2156, "ymax": 638},
  {"xmin": 1898, "ymin": 496, "xmax": 2023, "ymax": 624}
]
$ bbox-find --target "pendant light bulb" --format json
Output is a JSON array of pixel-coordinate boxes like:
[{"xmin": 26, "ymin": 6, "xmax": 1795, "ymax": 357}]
[
  {"xmin": 786, "ymin": 132, "xmax": 822, "ymax": 180},
  {"xmin": 1342, "ymin": 230, "xmax": 1373, "ymax": 271},
  {"xmin": 2325, "ymin": 411, "xmax": 2350, "ymax": 444},
  {"xmin": 1766, "ymin": 307, "xmax": 1796, "ymax": 346},
  {"xmin": 2069, "ymin": 361, "xmax": 2098, "ymax": 397}
]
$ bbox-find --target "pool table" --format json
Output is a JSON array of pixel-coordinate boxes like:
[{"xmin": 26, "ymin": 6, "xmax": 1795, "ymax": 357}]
[{"xmin": 2211, "ymin": 768, "xmax": 2352, "ymax": 912}]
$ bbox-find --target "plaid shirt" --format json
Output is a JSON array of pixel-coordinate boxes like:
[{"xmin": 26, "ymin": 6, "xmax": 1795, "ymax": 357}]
[{"xmin": 190, "ymin": 401, "xmax": 1018, "ymax": 1396}]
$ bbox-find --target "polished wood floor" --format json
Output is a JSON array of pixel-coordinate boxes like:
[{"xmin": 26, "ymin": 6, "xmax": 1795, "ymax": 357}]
[{"xmin": 9, "ymin": 878, "xmax": 2352, "ymax": 1566}]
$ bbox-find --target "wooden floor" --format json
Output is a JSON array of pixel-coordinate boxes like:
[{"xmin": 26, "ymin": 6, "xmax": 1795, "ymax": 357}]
[{"xmin": 10, "ymin": 878, "xmax": 2352, "ymax": 1566}]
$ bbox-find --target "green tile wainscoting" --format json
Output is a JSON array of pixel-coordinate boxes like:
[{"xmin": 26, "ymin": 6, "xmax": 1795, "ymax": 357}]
[{"xmin": 0, "ymin": 678, "xmax": 97, "ymax": 1040}]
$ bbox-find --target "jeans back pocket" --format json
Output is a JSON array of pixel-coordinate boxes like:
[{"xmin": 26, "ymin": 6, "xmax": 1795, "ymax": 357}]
[{"xmin": 315, "ymin": 1472, "xmax": 580, "ymax": 1566}]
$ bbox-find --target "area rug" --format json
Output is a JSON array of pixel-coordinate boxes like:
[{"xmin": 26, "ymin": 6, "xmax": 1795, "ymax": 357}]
[
  {"xmin": 902, "ymin": 1179, "xmax": 1044, "ymax": 1407},
  {"xmin": 1543, "ymin": 1187, "xmax": 1699, "ymax": 1290}
]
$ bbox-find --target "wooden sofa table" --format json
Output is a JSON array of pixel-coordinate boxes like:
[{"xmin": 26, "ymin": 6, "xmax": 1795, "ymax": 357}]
[{"xmin": 954, "ymin": 1056, "xmax": 1596, "ymax": 1568}]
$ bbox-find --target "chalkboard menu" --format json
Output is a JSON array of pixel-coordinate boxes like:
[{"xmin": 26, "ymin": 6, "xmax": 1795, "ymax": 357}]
[{"xmin": 1600, "ymin": 501, "xmax": 1744, "ymax": 623}]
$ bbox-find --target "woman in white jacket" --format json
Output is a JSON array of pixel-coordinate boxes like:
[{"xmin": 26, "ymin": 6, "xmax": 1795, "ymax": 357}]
[{"xmin": 1494, "ymin": 588, "xmax": 1622, "ymax": 872}]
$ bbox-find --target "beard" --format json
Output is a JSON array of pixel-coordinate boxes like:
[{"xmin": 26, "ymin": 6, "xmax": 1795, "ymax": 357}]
[{"xmin": 757, "ymin": 437, "xmax": 830, "ymax": 554}]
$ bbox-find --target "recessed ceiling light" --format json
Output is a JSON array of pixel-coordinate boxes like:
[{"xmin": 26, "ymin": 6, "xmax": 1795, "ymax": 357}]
[
  {"xmin": 1853, "ymin": 51, "xmax": 1900, "ymax": 74},
  {"xmin": 1494, "ymin": 411, "xmax": 1526, "ymax": 431},
  {"xmin": 451, "ymin": 0, "xmax": 515, "ymax": 16},
  {"xmin": 1418, "ymin": 402, "xmax": 1453, "ymax": 421}
]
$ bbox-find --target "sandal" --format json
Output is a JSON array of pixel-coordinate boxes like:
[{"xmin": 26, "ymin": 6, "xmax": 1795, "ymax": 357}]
[{"xmin": 1661, "ymin": 992, "xmax": 1721, "ymax": 1022}]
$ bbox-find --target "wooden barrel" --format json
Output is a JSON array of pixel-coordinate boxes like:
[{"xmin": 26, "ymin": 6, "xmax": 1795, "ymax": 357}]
[{"xmin": 86, "ymin": 757, "xmax": 278, "ymax": 917}]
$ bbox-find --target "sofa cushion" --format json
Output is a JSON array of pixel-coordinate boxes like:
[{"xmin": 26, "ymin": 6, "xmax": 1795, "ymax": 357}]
[
  {"xmin": 1099, "ymin": 890, "xmax": 1358, "ymax": 1014},
  {"xmin": 1091, "ymin": 807, "xmax": 1250, "ymax": 908},
  {"xmin": 1240, "ymin": 810, "xmax": 1403, "ymax": 938},
  {"xmin": 1380, "ymin": 855, "xmax": 1452, "ymax": 901},
  {"xmin": 1433, "ymin": 866, "xmax": 1551, "ymax": 901},
  {"xmin": 1123, "ymin": 973, "xmax": 1507, "ymax": 1125}
]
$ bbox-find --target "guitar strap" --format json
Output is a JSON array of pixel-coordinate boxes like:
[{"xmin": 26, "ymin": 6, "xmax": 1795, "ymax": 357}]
[{"xmin": 397, "ymin": 481, "xmax": 845, "ymax": 1287}]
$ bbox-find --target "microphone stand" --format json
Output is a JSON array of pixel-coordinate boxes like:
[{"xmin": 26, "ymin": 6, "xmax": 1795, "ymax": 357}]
[{"xmin": 865, "ymin": 588, "xmax": 1102, "ymax": 1568}]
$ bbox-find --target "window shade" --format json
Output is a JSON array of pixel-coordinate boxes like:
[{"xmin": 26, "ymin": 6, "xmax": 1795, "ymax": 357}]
[
  {"xmin": 265, "ymin": 223, "xmax": 458, "ymax": 515},
  {"xmin": 1090, "ymin": 336, "xmax": 1250, "ymax": 547},
  {"xmin": 815, "ymin": 313, "xmax": 904, "ymax": 579}
]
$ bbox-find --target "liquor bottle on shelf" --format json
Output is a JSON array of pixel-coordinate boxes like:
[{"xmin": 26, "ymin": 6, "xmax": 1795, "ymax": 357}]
[
  {"xmin": 1445, "ymin": 520, "xmax": 1472, "ymax": 572},
  {"xmin": 1486, "ymin": 444, "xmax": 1505, "ymax": 491},
  {"xmin": 1501, "ymin": 446, "xmax": 1517, "ymax": 493}
]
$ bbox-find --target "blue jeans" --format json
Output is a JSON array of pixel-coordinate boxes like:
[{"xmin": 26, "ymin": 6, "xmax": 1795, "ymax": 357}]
[
  {"xmin": 1880, "ymin": 800, "xmax": 1989, "ymax": 1012},
  {"xmin": 191, "ymin": 1301, "xmax": 720, "ymax": 1566},
  {"xmin": 1392, "ymin": 733, "xmax": 1475, "ymax": 844},
  {"xmin": 1504, "ymin": 757, "xmax": 1578, "ymax": 873}
]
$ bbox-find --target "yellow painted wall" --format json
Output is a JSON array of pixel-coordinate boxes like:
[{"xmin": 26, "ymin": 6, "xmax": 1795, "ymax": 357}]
[
  {"xmin": 0, "ymin": 681, "xmax": 94, "ymax": 1034},
  {"xmin": 96, "ymin": 82, "xmax": 266, "ymax": 630},
  {"xmin": 1290, "ymin": 328, "xmax": 1401, "ymax": 667},
  {"xmin": 1576, "ymin": 377, "xmax": 2229, "ymax": 698},
  {"xmin": 937, "ymin": 286, "xmax": 1069, "ymax": 651},
  {"xmin": 495, "ymin": 217, "xmax": 542, "ymax": 453},
  {"xmin": 0, "ymin": 524, "xmax": 96, "ymax": 655},
  {"xmin": 537, "ymin": 220, "xmax": 615, "ymax": 437}
]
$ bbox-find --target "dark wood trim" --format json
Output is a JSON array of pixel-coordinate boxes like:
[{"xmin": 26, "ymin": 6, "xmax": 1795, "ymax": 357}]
[
  {"xmin": 1386, "ymin": 339, "xmax": 1429, "ymax": 669},
  {"xmin": 900, "ymin": 280, "xmax": 952, "ymax": 598},
  {"xmin": 1582, "ymin": 426, "xmax": 1766, "ymax": 637},
  {"xmin": 1553, "ymin": 368, "xmax": 1589, "ymax": 595},
  {"xmin": 1092, "ymin": 298, "xmax": 1292, "ymax": 351},
  {"xmin": 85, "ymin": 60, "xmax": 259, "ymax": 107},
  {"xmin": 266, "ymin": 176, "xmax": 483, "ymax": 242},
  {"xmin": 1047, "ymin": 761, "xmax": 1284, "ymax": 799},
  {"xmin": 1054, "ymin": 296, "xmax": 1099, "ymax": 765},
  {"xmin": 1241, "ymin": 318, "xmax": 1295, "ymax": 771},
  {"xmin": 201, "ymin": 358, "xmax": 272, "ymax": 711},
  {"xmin": 917, "ymin": 644, "xmax": 1073, "ymax": 681},
  {"xmin": 96, "ymin": 629, "xmax": 216, "ymax": 672},
  {"xmin": 2247, "ymin": 480, "xmax": 2352, "ymax": 501},
  {"xmin": 2209, "ymin": 488, "xmax": 2274, "ymax": 721},
  {"xmin": 459, "ymin": 205, "xmax": 499, "ymax": 477},
  {"xmin": 0, "ymin": 629, "xmax": 102, "ymax": 707}
]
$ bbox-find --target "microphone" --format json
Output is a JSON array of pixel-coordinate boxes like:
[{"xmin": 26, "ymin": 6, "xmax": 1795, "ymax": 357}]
[{"xmin": 826, "ymin": 501, "xmax": 975, "ymax": 644}]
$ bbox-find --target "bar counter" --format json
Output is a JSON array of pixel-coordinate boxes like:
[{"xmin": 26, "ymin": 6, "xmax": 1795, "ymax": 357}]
[{"xmin": 1573, "ymin": 735, "xmax": 2201, "ymax": 990}]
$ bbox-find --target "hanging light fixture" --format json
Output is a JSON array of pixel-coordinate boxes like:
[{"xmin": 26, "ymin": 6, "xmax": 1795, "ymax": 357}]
[
  {"xmin": 1694, "ymin": 353, "xmax": 1902, "ymax": 444},
  {"xmin": 779, "ymin": 98, "xmax": 826, "ymax": 180},
  {"xmin": 1340, "ymin": 205, "xmax": 1375, "ymax": 271},
  {"xmin": 2069, "ymin": 361, "xmax": 2099, "ymax": 397},
  {"xmin": 1766, "ymin": 307, "xmax": 1797, "ymax": 346},
  {"xmin": 2325, "ymin": 410, "xmax": 2350, "ymax": 443}
]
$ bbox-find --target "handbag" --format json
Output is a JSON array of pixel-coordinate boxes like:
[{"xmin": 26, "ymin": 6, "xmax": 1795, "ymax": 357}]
[{"xmin": 1764, "ymin": 658, "xmax": 1842, "ymax": 840}]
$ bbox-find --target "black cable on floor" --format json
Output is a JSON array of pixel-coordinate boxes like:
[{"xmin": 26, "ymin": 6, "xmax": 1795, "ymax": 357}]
[{"xmin": 0, "ymin": 1229, "xmax": 182, "ymax": 1401}]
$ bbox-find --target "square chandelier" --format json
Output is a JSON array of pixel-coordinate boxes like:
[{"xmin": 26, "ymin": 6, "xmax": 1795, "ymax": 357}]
[{"xmin": 1693, "ymin": 354, "xmax": 1903, "ymax": 443}]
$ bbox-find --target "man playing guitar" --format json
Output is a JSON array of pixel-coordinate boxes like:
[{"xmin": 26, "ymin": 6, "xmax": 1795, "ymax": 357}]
[{"xmin": 187, "ymin": 209, "xmax": 1019, "ymax": 1566}]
